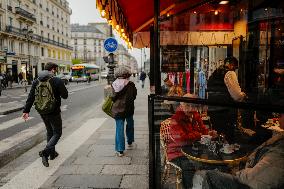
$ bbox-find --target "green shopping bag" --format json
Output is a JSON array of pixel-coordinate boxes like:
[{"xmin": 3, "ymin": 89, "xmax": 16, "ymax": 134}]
[{"xmin": 102, "ymin": 96, "xmax": 113, "ymax": 118}]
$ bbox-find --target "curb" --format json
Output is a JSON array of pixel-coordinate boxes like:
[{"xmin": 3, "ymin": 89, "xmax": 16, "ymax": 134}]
[
  {"xmin": 0, "ymin": 106, "xmax": 24, "ymax": 115},
  {"xmin": 0, "ymin": 125, "xmax": 45, "ymax": 168}
]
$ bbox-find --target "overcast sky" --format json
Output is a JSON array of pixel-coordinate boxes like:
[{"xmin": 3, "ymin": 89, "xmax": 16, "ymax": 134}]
[{"xmin": 68, "ymin": 0, "xmax": 149, "ymax": 69}]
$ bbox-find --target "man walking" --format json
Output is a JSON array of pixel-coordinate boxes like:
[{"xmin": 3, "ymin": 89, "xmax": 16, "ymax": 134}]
[
  {"xmin": 139, "ymin": 70, "xmax": 147, "ymax": 88},
  {"xmin": 22, "ymin": 62, "xmax": 68, "ymax": 167}
]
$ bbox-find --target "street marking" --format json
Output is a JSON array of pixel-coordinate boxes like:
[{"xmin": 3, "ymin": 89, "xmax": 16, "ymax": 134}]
[
  {"xmin": 8, "ymin": 101, "xmax": 19, "ymax": 104},
  {"xmin": 1, "ymin": 118, "xmax": 106, "ymax": 189},
  {"xmin": 68, "ymin": 91, "xmax": 74, "ymax": 95},
  {"xmin": 0, "ymin": 117, "xmax": 34, "ymax": 132},
  {"xmin": 20, "ymin": 94, "xmax": 28, "ymax": 97},
  {"xmin": 0, "ymin": 115, "xmax": 6, "ymax": 118},
  {"xmin": 11, "ymin": 97, "xmax": 21, "ymax": 99},
  {"xmin": 61, "ymin": 105, "xmax": 68, "ymax": 112}
]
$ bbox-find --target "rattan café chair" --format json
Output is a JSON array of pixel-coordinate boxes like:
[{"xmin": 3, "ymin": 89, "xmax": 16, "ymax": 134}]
[{"xmin": 160, "ymin": 118, "xmax": 183, "ymax": 189}]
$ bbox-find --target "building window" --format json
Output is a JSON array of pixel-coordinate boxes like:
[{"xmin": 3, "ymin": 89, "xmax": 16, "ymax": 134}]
[
  {"xmin": 0, "ymin": 39, "xmax": 3, "ymax": 50},
  {"xmin": 9, "ymin": 17, "xmax": 13, "ymax": 26},
  {"xmin": 19, "ymin": 42, "xmax": 24, "ymax": 54},
  {"xmin": 41, "ymin": 47, "xmax": 44, "ymax": 56},
  {"xmin": 41, "ymin": 63, "xmax": 45, "ymax": 70}
]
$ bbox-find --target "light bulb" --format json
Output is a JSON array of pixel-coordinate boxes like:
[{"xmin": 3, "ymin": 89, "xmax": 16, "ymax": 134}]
[{"xmin": 101, "ymin": 10, "xmax": 106, "ymax": 18}]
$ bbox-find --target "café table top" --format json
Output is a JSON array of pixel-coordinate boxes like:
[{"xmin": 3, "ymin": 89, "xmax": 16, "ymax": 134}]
[{"xmin": 181, "ymin": 141, "xmax": 256, "ymax": 165}]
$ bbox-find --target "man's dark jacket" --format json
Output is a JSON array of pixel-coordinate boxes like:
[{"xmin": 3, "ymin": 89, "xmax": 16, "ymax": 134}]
[{"xmin": 23, "ymin": 70, "xmax": 68, "ymax": 114}]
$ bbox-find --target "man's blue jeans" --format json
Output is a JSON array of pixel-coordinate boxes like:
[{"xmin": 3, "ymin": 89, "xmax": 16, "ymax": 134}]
[{"xmin": 115, "ymin": 115, "xmax": 134, "ymax": 152}]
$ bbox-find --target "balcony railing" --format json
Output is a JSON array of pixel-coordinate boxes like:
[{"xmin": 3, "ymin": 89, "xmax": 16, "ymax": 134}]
[
  {"xmin": 15, "ymin": 7, "xmax": 36, "ymax": 22},
  {"xmin": 5, "ymin": 26, "xmax": 73, "ymax": 50},
  {"xmin": 6, "ymin": 26, "xmax": 27, "ymax": 38}
]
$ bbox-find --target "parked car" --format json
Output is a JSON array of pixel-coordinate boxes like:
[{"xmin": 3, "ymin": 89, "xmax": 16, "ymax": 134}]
[
  {"xmin": 101, "ymin": 71, "xmax": 108, "ymax": 79},
  {"xmin": 62, "ymin": 72, "xmax": 72, "ymax": 81},
  {"xmin": 56, "ymin": 73, "xmax": 69, "ymax": 85}
]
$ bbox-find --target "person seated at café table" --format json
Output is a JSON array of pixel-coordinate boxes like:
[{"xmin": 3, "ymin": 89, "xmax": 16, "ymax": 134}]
[
  {"xmin": 192, "ymin": 113, "xmax": 284, "ymax": 189},
  {"xmin": 167, "ymin": 93, "xmax": 221, "ymax": 188}
]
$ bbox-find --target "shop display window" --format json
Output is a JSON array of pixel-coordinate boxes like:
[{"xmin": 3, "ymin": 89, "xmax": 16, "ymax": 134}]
[{"xmin": 149, "ymin": 0, "xmax": 284, "ymax": 188}]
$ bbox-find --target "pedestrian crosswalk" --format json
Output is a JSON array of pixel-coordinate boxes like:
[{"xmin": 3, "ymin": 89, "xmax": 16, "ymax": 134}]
[
  {"xmin": 1, "ymin": 118, "xmax": 106, "ymax": 189},
  {"xmin": 61, "ymin": 105, "xmax": 68, "ymax": 112},
  {"xmin": 0, "ymin": 117, "xmax": 34, "ymax": 132}
]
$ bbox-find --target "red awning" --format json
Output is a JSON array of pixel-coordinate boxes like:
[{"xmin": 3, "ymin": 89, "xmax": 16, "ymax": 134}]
[
  {"xmin": 117, "ymin": 0, "xmax": 215, "ymax": 33},
  {"xmin": 96, "ymin": 0, "xmax": 233, "ymax": 47}
]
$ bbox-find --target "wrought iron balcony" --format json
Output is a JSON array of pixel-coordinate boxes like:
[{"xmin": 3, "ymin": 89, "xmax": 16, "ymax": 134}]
[
  {"xmin": 15, "ymin": 7, "xmax": 36, "ymax": 22},
  {"xmin": 6, "ymin": 26, "xmax": 27, "ymax": 38},
  {"xmin": 5, "ymin": 25, "xmax": 72, "ymax": 50}
]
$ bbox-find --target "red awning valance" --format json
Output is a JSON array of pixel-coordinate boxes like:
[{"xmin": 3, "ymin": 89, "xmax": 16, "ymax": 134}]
[{"xmin": 96, "ymin": 0, "xmax": 233, "ymax": 48}]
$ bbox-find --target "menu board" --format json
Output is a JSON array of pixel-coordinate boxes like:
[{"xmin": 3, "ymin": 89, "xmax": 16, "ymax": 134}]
[{"xmin": 161, "ymin": 46, "xmax": 185, "ymax": 72}]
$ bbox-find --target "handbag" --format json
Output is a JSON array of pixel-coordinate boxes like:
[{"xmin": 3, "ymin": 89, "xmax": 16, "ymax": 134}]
[{"xmin": 102, "ymin": 96, "xmax": 114, "ymax": 118}]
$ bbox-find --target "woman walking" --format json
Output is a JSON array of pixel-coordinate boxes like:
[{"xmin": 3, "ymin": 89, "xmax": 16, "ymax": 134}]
[{"xmin": 111, "ymin": 66, "xmax": 137, "ymax": 157}]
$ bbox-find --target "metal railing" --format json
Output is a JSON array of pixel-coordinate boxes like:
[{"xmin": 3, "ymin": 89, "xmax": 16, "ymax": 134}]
[
  {"xmin": 5, "ymin": 26, "xmax": 73, "ymax": 50},
  {"xmin": 15, "ymin": 7, "xmax": 36, "ymax": 22}
]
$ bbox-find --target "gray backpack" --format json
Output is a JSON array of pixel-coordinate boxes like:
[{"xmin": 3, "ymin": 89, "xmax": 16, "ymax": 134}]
[{"xmin": 34, "ymin": 78, "xmax": 56, "ymax": 114}]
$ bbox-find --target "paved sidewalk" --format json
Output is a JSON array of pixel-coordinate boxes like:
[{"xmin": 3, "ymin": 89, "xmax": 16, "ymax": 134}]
[{"xmin": 39, "ymin": 80, "xmax": 150, "ymax": 189}]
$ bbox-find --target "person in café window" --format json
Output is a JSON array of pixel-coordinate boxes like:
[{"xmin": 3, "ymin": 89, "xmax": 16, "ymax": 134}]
[
  {"xmin": 167, "ymin": 93, "xmax": 221, "ymax": 188},
  {"xmin": 207, "ymin": 56, "xmax": 246, "ymax": 143},
  {"xmin": 163, "ymin": 76, "xmax": 184, "ymax": 113},
  {"xmin": 192, "ymin": 113, "xmax": 284, "ymax": 189}
]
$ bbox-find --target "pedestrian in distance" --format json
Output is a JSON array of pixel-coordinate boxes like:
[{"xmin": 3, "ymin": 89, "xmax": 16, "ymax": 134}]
[
  {"xmin": 111, "ymin": 66, "xmax": 137, "ymax": 157},
  {"xmin": 0, "ymin": 73, "xmax": 3, "ymax": 96},
  {"xmin": 22, "ymin": 62, "xmax": 68, "ymax": 167},
  {"xmin": 139, "ymin": 70, "xmax": 147, "ymax": 88},
  {"xmin": 18, "ymin": 71, "xmax": 24, "ymax": 85},
  {"xmin": 6, "ymin": 72, "xmax": 13, "ymax": 88}
]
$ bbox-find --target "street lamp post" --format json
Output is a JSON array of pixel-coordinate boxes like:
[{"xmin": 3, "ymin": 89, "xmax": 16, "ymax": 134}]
[{"xmin": 23, "ymin": 28, "xmax": 33, "ymax": 84}]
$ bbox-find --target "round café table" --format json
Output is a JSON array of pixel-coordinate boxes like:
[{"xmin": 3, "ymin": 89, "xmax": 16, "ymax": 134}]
[{"xmin": 181, "ymin": 142, "xmax": 256, "ymax": 167}]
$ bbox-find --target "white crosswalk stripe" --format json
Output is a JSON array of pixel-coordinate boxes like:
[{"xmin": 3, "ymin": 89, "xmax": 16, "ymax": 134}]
[
  {"xmin": 0, "ymin": 115, "xmax": 6, "ymax": 118},
  {"xmin": 61, "ymin": 105, "xmax": 68, "ymax": 112},
  {"xmin": 0, "ymin": 117, "xmax": 34, "ymax": 132},
  {"xmin": 1, "ymin": 118, "xmax": 106, "ymax": 189}
]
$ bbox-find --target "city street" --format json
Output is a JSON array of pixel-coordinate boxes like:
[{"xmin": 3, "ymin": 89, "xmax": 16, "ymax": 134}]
[
  {"xmin": 0, "ymin": 81, "xmax": 106, "ymax": 140},
  {"xmin": 0, "ymin": 78, "xmax": 149, "ymax": 189},
  {"xmin": 0, "ymin": 81, "xmax": 106, "ymax": 167}
]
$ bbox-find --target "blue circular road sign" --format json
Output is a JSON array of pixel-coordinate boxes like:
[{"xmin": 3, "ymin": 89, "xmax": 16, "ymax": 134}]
[{"xmin": 104, "ymin": 37, "xmax": 118, "ymax": 53}]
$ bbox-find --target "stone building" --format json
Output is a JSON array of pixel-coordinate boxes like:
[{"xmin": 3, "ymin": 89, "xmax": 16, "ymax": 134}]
[
  {"xmin": 71, "ymin": 23, "xmax": 138, "ymax": 73},
  {"xmin": 0, "ymin": 0, "xmax": 72, "ymax": 82}
]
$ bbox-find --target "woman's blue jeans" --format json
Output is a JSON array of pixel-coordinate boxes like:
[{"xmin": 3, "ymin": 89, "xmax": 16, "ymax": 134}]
[{"xmin": 115, "ymin": 115, "xmax": 134, "ymax": 152}]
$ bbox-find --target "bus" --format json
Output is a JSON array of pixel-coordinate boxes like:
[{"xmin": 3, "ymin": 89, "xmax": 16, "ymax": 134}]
[{"xmin": 71, "ymin": 64, "xmax": 100, "ymax": 82}]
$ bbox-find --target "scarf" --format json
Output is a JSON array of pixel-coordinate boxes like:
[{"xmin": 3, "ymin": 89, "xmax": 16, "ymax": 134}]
[{"xmin": 112, "ymin": 78, "xmax": 129, "ymax": 92}]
